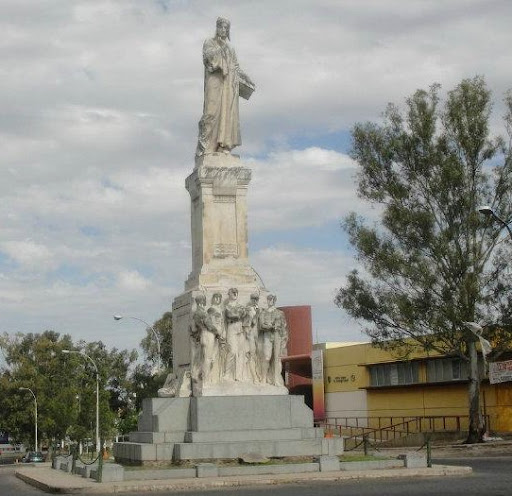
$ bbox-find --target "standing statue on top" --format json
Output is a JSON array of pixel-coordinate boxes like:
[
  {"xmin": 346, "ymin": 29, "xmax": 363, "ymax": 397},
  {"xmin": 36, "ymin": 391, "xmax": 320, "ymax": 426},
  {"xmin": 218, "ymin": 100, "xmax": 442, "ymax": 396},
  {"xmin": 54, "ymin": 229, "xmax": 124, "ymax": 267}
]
[{"xmin": 196, "ymin": 17, "xmax": 255, "ymax": 157}]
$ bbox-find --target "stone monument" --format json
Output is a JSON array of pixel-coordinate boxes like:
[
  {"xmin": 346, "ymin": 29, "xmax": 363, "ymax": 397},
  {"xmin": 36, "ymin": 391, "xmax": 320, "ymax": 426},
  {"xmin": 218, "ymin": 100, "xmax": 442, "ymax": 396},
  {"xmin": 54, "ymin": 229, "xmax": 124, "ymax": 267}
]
[{"xmin": 113, "ymin": 17, "xmax": 343, "ymax": 464}]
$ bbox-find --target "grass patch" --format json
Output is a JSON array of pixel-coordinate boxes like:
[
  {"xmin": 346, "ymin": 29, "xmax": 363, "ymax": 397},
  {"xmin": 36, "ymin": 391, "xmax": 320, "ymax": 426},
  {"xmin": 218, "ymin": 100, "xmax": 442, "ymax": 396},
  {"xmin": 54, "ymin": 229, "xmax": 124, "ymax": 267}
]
[{"xmin": 122, "ymin": 456, "xmax": 316, "ymax": 470}]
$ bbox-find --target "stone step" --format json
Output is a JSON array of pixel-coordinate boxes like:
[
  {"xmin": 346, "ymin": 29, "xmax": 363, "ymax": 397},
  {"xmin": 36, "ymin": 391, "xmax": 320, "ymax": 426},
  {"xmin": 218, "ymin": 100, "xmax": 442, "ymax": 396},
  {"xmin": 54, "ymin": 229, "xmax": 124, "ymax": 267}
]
[
  {"xmin": 114, "ymin": 442, "xmax": 176, "ymax": 462},
  {"xmin": 184, "ymin": 427, "xmax": 323, "ymax": 443},
  {"xmin": 129, "ymin": 431, "xmax": 186, "ymax": 444},
  {"xmin": 173, "ymin": 437, "xmax": 343, "ymax": 461}
]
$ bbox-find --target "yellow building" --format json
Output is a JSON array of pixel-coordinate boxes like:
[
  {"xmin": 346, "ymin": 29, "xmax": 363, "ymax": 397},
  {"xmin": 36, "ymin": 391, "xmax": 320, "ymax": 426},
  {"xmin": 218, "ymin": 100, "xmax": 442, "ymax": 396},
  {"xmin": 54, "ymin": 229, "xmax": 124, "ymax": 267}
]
[{"xmin": 319, "ymin": 342, "xmax": 512, "ymax": 433}]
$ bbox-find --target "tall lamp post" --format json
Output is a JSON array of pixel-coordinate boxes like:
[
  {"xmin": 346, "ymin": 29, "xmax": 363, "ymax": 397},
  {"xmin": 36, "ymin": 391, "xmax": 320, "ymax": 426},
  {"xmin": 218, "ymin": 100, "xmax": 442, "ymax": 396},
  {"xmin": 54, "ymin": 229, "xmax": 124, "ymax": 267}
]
[
  {"xmin": 113, "ymin": 315, "xmax": 162, "ymax": 371},
  {"xmin": 474, "ymin": 205, "xmax": 512, "ymax": 436},
  {"xmin": 19, "ymin": 387, "xmax": 37, "ymax": 451},
  {"xmin": 62, "ymin": 350, "xmax": 100, "ymax": 453}
]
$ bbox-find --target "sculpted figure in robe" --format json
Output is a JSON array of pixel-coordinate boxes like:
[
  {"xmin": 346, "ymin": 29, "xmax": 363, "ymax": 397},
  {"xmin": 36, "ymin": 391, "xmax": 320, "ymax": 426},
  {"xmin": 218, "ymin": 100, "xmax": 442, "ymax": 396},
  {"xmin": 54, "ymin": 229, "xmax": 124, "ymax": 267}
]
[
  {"xmin": 258, "ymin": 294, "xmax": 288, "ymax": 386},
  {"xmin": 196, "ymin": 17, "xmax": 255, "ymax": 157},
  {"xmin": 223, "ymin": 288, "xmax": 247, "ymax": 381},
  {"xmin": 190, "ymin": 294, "xmax": 223, "ymax": 385},
  {"xmin": 207, "ymin": 292, "xmax": 225, "ymax": 381},
  {"xmin": 242, "ymin": 292, "xmax": 260, "ymax": 382}
]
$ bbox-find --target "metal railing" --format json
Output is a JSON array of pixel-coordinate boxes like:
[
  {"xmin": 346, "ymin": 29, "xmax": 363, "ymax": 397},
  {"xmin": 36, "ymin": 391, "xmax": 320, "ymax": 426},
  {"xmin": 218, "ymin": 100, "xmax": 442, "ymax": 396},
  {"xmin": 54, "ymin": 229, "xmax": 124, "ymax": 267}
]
[{"xmin": 317, "ymin": 415, "xmax": 492, "ymax": 450}]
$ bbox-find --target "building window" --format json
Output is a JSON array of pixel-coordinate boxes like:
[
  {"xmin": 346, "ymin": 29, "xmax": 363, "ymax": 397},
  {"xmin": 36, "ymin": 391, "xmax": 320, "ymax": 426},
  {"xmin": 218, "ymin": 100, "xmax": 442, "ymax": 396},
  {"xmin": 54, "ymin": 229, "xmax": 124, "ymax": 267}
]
[
  {"xmin": 426, "ymin": 358, "xmax": 468, "ymax": 383},
  {"xmin": 369, "ymin": 362, "xmax": 420, "ymax": 387}
]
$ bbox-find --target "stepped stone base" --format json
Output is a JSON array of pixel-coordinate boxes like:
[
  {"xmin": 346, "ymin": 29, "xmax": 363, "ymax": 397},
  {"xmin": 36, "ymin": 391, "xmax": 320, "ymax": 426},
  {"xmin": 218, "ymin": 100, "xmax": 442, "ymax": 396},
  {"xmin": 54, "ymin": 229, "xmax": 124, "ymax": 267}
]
[{"xmin": 113, "ymin": 395, "xmax": 343, "ymax": 464}]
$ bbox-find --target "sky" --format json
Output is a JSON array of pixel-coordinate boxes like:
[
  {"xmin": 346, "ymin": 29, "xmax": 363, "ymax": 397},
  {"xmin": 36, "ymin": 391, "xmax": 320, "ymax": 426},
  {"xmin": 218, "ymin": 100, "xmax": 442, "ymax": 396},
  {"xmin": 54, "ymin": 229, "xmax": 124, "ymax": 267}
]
[{"xmin": 1, "ymin": 0, "xmax": 512, "ymax": 360}]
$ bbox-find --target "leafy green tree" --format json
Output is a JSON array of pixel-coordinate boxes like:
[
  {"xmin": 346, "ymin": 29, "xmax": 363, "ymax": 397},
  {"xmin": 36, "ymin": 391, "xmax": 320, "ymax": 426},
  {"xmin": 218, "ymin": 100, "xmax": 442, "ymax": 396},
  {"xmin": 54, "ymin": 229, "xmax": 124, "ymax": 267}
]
[
  {"xmin": 65, "ymin": 340, "xmax": 138, "ymax": 443},
  {"xmin": 0, "ymin": 332, "xmax": 138, "ymax": 448},
  {"xmin": 0, "ymin": 331, "xmax": 78, "ymax": 447},
  {"xmin": 129, "ymin": 363, "xmax": 167, "ymax": 412},
  {"xmin": 140, "ymin": 311, "xmax": 173, "ymax": 370},
  {"xmin": 122, "ymin": 311, "xmax": 173, "ymax": 426},
  {"xmin": 336, "ymin": 76, "xmax": 512, "ymax": 443}
]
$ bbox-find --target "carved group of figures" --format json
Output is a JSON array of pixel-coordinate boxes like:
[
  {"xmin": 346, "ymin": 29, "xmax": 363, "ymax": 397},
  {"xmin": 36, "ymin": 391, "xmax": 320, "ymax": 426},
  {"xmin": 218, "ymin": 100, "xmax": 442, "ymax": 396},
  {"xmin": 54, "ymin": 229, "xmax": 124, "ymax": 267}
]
[{"xmin": 190, "ymin": 288, "xmax": 288, "ymax": 388}]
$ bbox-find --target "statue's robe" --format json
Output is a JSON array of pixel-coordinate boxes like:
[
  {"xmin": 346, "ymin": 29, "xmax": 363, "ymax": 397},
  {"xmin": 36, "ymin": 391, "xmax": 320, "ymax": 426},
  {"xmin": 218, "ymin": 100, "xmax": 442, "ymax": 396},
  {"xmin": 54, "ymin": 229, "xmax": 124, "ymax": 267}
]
[{"xmin": 196, "ymin": 37, "xmax": 241, "ymax": 155}]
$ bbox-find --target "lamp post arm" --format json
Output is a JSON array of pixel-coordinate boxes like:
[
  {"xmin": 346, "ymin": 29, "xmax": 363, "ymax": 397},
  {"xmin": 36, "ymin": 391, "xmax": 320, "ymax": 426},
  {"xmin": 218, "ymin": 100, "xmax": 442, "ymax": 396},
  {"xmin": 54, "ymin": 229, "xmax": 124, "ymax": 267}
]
[
  {"xmin": 81, "ymin": 352, "xmax": 99, "ymax": 376},
  {"xmin": 34, "ymin": 396, "xmax": 38, "ymax": 452},
  {"xmin": 80, "ymin": 352, "xmax": 100, "ymax": 454},
  {"xmin": 125, "ymin": 316, "xmax": 162, "ymax": 361},
  {"xmin": 19, "ymin": 387, "xmax": 37, "ymax": 451},
  {"xmin": 62, "ymin": 350, "xmax": 100, "ymax": 453},
  {"xmin": 490, "ymin": 211, "xmax": 512, "ymax": 241},
  {"xmin": 504, "ymin": 223, "xmax": 512, "ymax": 241}
]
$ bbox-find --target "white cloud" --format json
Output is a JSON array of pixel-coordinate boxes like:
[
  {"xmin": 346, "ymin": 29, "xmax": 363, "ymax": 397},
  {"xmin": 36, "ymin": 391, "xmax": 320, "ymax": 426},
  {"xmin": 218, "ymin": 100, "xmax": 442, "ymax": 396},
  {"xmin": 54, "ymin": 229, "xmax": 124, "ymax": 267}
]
[
  {"xmin": 0, "ymin": 240, "xmax": 55, "ymax": 270},
  {"xmin": 117, "ymin": 270, "xmax": 151, "ymax": 291},
  {"xmin": 248, "ymin": 147, "xmax": 362, "ymax": 231},
  {"xmin": 1, "ymin": 0, "xmax": 511, "ymax": 353}
]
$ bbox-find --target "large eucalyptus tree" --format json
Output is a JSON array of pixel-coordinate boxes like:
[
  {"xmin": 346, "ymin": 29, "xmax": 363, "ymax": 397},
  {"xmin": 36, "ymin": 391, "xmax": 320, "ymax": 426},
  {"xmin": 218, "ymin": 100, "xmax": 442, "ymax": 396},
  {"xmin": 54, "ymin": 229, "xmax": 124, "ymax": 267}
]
[{"xmin": 337, "ymin": 77, "xmax": 512, "ymax": 443}]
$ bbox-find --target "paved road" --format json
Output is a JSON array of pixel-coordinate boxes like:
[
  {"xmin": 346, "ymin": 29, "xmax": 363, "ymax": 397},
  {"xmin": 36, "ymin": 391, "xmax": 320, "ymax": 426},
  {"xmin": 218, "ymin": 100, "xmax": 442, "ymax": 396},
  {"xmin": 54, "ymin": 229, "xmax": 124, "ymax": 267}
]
[
  {"xmin": 1, "ymin": 457, "xmax": 511, "ymax": 496},
  {"xmin": 0, "ymin": 466, "xmax": 42, "ymax": 496}
]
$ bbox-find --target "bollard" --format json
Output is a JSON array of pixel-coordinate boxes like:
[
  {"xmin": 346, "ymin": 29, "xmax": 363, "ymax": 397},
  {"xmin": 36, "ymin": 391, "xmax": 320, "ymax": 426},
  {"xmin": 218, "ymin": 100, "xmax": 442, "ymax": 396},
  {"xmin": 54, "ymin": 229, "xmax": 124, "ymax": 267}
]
[
  {"xmin": 363, "ymin": 434, "xmax": 369, "ymax": 456},
  {"xmin": 97, "ymin": 440, "xmax": 103, "ymax": 483}
]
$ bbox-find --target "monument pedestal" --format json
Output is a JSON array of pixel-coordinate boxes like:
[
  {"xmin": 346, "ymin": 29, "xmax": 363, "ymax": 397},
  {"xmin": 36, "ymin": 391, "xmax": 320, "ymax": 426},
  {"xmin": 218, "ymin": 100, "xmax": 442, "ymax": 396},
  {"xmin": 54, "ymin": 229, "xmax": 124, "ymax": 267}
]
[
  {"xmin": 113, "ymin": 395, "xmax": 343, "ymax": 464},
  {"xmin": 113, "ymin": 21, "xmax": 333, "ymax": 470},
  {"xmin": 171, "ymin": 153, "xmax": 270, "ymax": 394}
]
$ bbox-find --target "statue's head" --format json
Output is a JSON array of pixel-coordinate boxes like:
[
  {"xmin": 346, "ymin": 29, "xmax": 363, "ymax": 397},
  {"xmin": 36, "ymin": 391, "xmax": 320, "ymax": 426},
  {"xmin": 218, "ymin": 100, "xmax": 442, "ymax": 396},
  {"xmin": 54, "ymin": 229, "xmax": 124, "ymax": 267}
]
[
  {"xmin": 249, "ymin": 293, "xmax": 259, "ymax": 305},
  {"xmin": 195, "ymin": 294, "xmax": 206, "ymax": 306},
  {"xmin": 216, "ymin": 17, "xmax": 230, "ymax": 40},
  {"xmin": 267, "ymin": 294, "xmax": 277, "ymax": 307},
  {"xmin": 228, "ymin": 287, "xmax": 238, "ymax": 300},
  {"xmin": 211, "ymin": 292, "xmax": 222, "ymax": 305}
]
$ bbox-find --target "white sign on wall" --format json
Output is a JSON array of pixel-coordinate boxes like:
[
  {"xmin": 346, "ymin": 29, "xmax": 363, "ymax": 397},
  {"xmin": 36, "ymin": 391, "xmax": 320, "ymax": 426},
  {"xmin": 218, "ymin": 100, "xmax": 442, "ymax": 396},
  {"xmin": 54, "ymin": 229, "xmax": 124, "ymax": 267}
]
[
  {"xmin": 311, "ymin": 349, "xmax": 325, "ymax": 420},
  {"xmin": 489, "ymin": 359, "xmax": 512, "ymax": 384}
]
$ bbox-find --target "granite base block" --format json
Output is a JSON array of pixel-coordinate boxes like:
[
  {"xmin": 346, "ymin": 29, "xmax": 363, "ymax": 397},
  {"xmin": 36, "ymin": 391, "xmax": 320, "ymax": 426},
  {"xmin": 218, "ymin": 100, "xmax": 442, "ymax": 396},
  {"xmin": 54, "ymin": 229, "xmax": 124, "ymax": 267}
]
[
  {"xmin": 130, "ymin": 431, "xmax": 186, "ymax": 443},
  {"xmin": 91, "ymin": 463, "xmax": 124, "ymax": 482},
  {"xmin": 60, "ymin": 460, "xmax": 72, "ymax": 473},
  {"xmin": 123, "ymin": 468, "xmax": 196, "ymax": 481},
  {"xmin": 81, "ymin": 464, "xmax": 97, "ymax": 478},
  {"xmin": 339, "ymin": 459, "xmax": 404, "ymax": 471},
  {"xmin": 73, "ymin": 462, "xmax": 98, "ymax": 478},
  {"xmin": 137, "ymin": 397, "xmax": 190, "ymax": 432},
  {"xmin": 322, "ymin": 438, "xmax": 343, "ymax": 456},
  {"xmin": 184, "ymin": 427, "xmax": 322, "ymax": 443},
  {"xmin": 113, "ymin": 441, "xmax": 158, "ymax": 462},
  {"xmin": 113, "ymin": 395, "xmax": 341, "ymax": 464},
  {"xmin": 400, "ymin": 453, "xmax": 428, "ymax": 468},
  {"xmin": 173, "ymin": 438, "xmax": 341, "ymax": 461},
  {"xmin": 190, "ymin": 395, "xmax": 313, "ymax": 431},
  {"xmin": 219, "ymin": 462, "xmax": 319, "ymax": 477},
  {"xmin": 318, "ymin": 455, "xmax": 340, "ymax": 472}
]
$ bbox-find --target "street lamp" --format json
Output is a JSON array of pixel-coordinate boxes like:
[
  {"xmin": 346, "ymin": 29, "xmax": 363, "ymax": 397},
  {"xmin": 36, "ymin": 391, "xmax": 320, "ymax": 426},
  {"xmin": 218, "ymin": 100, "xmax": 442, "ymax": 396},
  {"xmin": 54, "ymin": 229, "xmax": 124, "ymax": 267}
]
[
  {"xmin": 478, "ymin": 205, "xmax": 512, "ymax": 240},
  {"xmin": 18, "ymin": 387, "xmax": 37, "ymax": 451},
  {"xmin": 462, "ymin": 321, "xmax": 493, "ymax": 360},
  {"xmin": 113, "ymin": 315, "xmax": 162, "ymax": 372},
  {"xmin": 62, "ymin": 350, "xmax": 100, "ymax": 453}
]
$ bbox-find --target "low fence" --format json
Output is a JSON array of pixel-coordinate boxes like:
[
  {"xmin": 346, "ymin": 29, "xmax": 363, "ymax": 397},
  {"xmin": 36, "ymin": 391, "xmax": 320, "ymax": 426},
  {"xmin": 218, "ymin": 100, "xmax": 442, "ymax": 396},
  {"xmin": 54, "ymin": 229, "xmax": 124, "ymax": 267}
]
[
  {"xmin": 52, "ymin": 441, "xmax": 104, "ymax": 481},
  {"xmin": 316, "ymin": 415, "xmax": 492, "ymax": 450}
]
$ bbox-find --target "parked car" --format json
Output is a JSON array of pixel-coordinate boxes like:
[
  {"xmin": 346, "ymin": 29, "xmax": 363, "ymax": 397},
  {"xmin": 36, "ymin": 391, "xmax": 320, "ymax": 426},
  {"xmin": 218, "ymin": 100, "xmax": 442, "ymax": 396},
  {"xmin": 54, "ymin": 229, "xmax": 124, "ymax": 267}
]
[
  {"xmin": 0, "ymin": 443, "xmax": 26, "ymax": 464},
  {"xmin": 22, "ymin": 451, "xmax": 44, "ymax": 463}
]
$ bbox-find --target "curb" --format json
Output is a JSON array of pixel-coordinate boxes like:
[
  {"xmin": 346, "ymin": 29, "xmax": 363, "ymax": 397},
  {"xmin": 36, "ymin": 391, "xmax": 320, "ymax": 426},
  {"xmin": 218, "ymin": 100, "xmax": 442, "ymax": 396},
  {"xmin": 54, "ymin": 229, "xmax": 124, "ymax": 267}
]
[
  {"xmin": 16, "ymin": 470, "xmax": 85, "ymax": 494},
  {"xmin": 16, "ymin": 465, "xmax": 473, "ymax": 494}
]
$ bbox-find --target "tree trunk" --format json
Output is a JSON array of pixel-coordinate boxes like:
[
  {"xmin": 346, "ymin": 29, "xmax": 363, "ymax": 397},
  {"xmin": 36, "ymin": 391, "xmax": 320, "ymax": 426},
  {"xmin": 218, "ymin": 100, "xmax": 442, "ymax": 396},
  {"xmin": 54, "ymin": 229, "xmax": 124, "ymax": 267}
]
[{"xmin": 465, "ymin": 340, "xmax": 484, "ymax": 443}]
